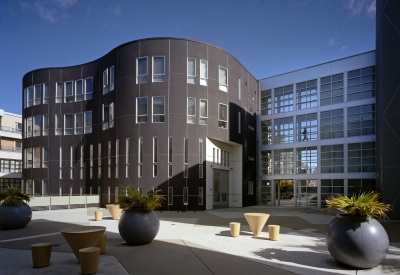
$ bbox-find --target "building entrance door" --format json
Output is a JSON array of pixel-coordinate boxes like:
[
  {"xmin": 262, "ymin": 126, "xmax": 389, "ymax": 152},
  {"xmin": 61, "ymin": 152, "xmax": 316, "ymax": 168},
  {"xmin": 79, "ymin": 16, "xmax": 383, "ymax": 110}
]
[
  {"xmin": 213, "ymin": 170, "xmax": 229, "ymax": 208},
  {"xmin": 274, "ymin": 180, "xmax": 294, "ymax": 206}
]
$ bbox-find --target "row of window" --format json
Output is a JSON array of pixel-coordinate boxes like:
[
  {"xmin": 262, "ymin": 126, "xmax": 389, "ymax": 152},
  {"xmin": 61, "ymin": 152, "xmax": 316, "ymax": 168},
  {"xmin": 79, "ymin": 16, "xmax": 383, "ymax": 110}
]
[
  {"xmin": 261, "ymin": 104, "xmax": 375, "ymax": 145},
  {"xmin": 0, "ymin": 159, "xmax": 22, "ymax": 173},
  {"xmin": 261, "ymin": 66, "xmax": 375, "ymax": 115},
  {"xmin": 0, "ymin": 178, "xmax": 22, "ymax": 191},
  {"xmin": 261, "ymin": 142, "xmax": 375, "ymax": 175}
]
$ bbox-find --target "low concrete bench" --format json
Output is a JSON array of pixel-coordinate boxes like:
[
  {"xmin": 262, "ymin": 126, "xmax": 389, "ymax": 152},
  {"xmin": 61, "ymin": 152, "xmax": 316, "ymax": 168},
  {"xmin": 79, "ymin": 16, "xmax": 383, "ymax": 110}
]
[
  {"xmin": 31, "ymin": 242, "xmax": 52, "ymax": 268},
  {"xmin": 96, "ymin": 234, "xmax": 107, "ymax": 254},
  {"xmin": 79, "ymin": 247, "xmax": 100, "ymax": 274}
]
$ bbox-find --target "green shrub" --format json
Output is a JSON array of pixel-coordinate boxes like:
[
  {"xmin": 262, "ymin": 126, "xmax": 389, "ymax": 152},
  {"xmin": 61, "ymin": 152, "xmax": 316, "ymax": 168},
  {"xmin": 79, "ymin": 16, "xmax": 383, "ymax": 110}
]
[
  {"xmin": 116, "ymin": 187, "xmax": 165, "ymax": 212},
  {"xmin": 0, "ymin": 187, "xmax": 31, "ymax": 206}
]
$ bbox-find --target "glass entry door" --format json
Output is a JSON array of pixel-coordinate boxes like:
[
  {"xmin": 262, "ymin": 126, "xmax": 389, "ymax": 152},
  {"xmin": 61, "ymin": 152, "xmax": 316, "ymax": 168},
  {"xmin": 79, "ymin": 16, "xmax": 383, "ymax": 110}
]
[
  {"xmin": 274, "ymin": 180, "xmax": 294, "ymax": 206},
  {"xmin": 213, "ymin": 170, "xmax": 229, "ymax": 208}
]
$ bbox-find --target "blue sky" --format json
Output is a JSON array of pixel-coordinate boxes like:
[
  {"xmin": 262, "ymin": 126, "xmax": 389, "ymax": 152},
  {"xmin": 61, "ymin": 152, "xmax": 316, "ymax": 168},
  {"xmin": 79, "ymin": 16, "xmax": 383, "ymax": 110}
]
[{"xmin": 0, "ymin": 0, "xmax": 376, "ymax": 115}]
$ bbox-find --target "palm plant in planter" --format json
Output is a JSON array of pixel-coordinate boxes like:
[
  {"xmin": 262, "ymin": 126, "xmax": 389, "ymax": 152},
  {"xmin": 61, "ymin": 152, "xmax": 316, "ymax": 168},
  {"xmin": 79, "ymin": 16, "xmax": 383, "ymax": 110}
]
[
  {"xmin": 0, "ymin": 187, "xmax": 32, "ymax": 230},
  {"xmin": 116, "ymin": 187, "xmax": 165, "ymax": 245},
  {"xmin": 325, "ymin": 191, "xmax": 391, "ymax": 269}
]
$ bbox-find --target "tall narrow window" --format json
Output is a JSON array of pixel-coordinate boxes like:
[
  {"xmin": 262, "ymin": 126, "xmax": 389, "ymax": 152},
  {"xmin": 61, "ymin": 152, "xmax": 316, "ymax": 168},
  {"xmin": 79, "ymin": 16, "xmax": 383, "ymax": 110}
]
[
  {"xmin": 56, "ymin": 82, "xmax": 63, "ymax": 103},
  {"xmin": 168, "ymin": 137, "xmax": 173, "ymax": 163},
  {"xmin": 65, "ymin": 81, "xmax": 73, "ymax": 102},
  {"xmin": 183, "ymin": 187, "xmax": 188, "ymax": 205},
  {"xmin": 80, "ymin": 145, "xmax": 84, "ymax": 179},
  {"xmin": 75, "ymin": 113, "xmax": 83, "ymax": 135},
  {"xmin": 153, "ymin": 137, "xmax": 158, "ymax": 177},
  {"xmin": 84, "ymin": 111, "xmax": 92, "ymax": 134},
  {"xmin": 26, "ymin": 117, "xmax": 33, "ymax": 137},
  {"xmin": 103, "ymin": 68, "xmax": 109, "ymax": 94},
  {"xmin": 238, "ymin": 112, "xmax": 241, "ymax": 134},
  {"xmin": 70, "ymin": 146, "xmax": 74, "ymax": 179},
  {"xmin": 102, "ymin": 104, "xmax": 109, "ymax": 130},
  {"xmin": 108, "ymin": 141, "xmax": 111, "ymax": 178},
  {"xmin": 26, "ymin": 148, "xmax": 32, "ymax": 168},
  {"xmin": 33, "ymin": 115, "xmax": 41, "ymax": 137},
  {"xmin": 33, "ymin": 147, "xmax": 40, "ymax": 168},
  {"xmin": 59, "ymin": 147, "xmax": 62, "ymax": 179},
  {"xmin": 218, "ymin": 104, "xmax": 228, "ymax": 128},
  {"xmin": 43, "ymin": 115, "xmax": 49, "ymax": 136},
  {"xmin": 116, "ymin": 139, "xmax": 119, "ymax": 178},
  {"xmin": 219, "ymin": 66, "xmax": 228, "ymax": 92},
  {"xmin": 198, "ymin": 187, "xmax": 203, "ymax": 205},
  {"xmin": 187, "ymin": 98, "xmax": 196, "ymax": 123},
  {"xmin": 187, "ymin": 58, "xmax": 196, "ymax": 84},
  {"xmin": 34, "ymin": 84, "xmax": 41, "ymax": 105},
  {"xmin": 24, "ymin": 88, "xmax": 27, "ymax": 108},
  {"xmin": 153, "ymin": 56, "xmax": 165, "ymax": 82},
  {"xmin": 42, "ymin": 147, "xmax": 48, "ymax": 168},
  {"xmin": 109, "ymin": 102, "xmax": 114, "ymax": 128},
  {"xmin": 43, "ymin": 83, "xmax": 49, "ymax": 104},
  {"xmin": 238, "ymin": 77, "xmax": 241, "ymax": 100},
  {"xmin": 27, "ymin": 86, "xmax": 33, "ymax": 107},
  {"xmin": 184, "ymin": 137, "xmax": 188, "ymax": 178},
  {"xmin": 199, "ymin": 99, "xmax": 207, "ymax": 125},
  {"xmin": 64, "ymin": 114, "xmax": 73, "ymax": 135},
  {"xmin": 137, "ymin": 97, "xmax": 148, "ymax": 123},
  {"xmin": 75, "ymin": 79, "xmax": 83, "ymax": 101},
  {"xmin": 137, "ymin": 57, "xmax": 148, "ymax": 84},
  {"xmin": 110, "ymin": 66, "xmax": 115, "ymax": 91},
  {"xmin": 98, "ymin": 143, "xmax": 101, "ymax": 178},
  {"xmin": 200, "ymin": 60, "xmax": 208, "ymax": 86},
  {"xmin": 168, "ymin": 187, "xmax": 173, "ymax": 205},
  {"xmin": 152, "ymin": 97, "xmax": 165, "ymax": 122},
  {"xmin": 90, "ymin": 144, "xmax": 93, "ymax": 179},
  {"xmin": 199, "ymin": 139, "xmax": 203, "ymax": 178},
  {"xmin": 213, "ymin": 148, "xmax": 215, "ymax": 164},
  {"xmin": 138, "ymin": 137, "xmax": 143, "ymax": 177},
  {"xmin": 85, "ymin": 77, "xmax": 93, "ymax": 100},
  {"xmin": 126, "ymin": 138, "xmax": 130, "ymax": 178}
]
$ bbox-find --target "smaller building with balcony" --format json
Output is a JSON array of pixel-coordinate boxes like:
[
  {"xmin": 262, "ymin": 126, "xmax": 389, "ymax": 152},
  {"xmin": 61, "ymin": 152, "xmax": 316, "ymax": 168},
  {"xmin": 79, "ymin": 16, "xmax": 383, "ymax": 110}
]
[{"xmin": 0, "ymin": 109, "xmax": 22, "ymax": 190}]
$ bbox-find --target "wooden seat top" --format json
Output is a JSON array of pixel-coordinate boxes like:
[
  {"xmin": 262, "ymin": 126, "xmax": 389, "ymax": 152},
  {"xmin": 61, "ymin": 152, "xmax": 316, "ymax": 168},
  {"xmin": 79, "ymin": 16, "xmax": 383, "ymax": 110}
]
[{"xmin": 60, "ymin": 226, "xmax": 106, "ymax": 234}]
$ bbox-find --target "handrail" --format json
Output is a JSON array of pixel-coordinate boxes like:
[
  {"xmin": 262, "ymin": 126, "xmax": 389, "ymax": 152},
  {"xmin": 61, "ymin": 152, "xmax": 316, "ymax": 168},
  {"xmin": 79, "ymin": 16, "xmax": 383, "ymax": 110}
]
[
  {"xmin": 0, "ymin": 126, "xmax": 22, "ymax": 133},
  {"xmin": 0, "ymin": 145, "xmax": 22, "ymax": 153}
]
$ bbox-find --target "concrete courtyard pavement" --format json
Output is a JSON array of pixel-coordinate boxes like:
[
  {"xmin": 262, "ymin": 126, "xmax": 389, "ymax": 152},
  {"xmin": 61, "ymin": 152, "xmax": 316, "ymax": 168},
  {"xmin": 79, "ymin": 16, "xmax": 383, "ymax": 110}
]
[{"xmin": 0, "ymin": 206, "xmax": 399, "ymax": 275}]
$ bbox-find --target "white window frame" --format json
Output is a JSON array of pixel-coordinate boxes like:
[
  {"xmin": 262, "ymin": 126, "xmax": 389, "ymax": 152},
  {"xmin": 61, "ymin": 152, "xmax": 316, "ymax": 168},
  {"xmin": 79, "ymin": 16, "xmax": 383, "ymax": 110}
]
[
  {"xmin": 27, "ymin": 86, "xmax": 33, "ymax": 107},
  {"xmin": 152, "ymin": 56, "xmax": 165, "ymax": 82},
  {"xmin": 219, "ymin": 66, "xmax": 228, "ymax": 92},
  {"xmin": 110, "ymin": 66, "xmax": 115, "ymax": 91},
  {"xmin": 64, "ymin": 114, "xmax": 73, "ymax": 135},
  {"xmin": 84, "ymin": 77, "xmax": 93, "ymax": 100},
  {"xmin": 109, "ymin": 102, "xmax": 114, "ymax": 128},
  {"xmin": 43, "ymin": 83, "xmax": 49, "ymax": 104},
  {"xmin": 187, "ymin": 97, "xmax": 196, "ymax": 124},
  {"xmin": 43, "ymin": 115, "xmax": 49, "ymax": 136},
  {"xmin": 199, "ymin": 99, "xmax": 207, "ymax": 125},
  {"xmin": 84, "ymin": 111, "xmax": 92, "ymax": 134},
  {"xmin": 34, "ymin": 84, "xmax": 41, "ymax": 105},
  {"xmin": 136, "ymin": 57, "xmax": 148, "ymax": 84},
  {"xmin": 33, "ymin": 115, "xmax": 41, "ymax": 137},
  {"xmin": 64, "ymin": 81, "xmax": 74, "ymax": 103},
  {"xmin": 75, "ymin": 79, "xmax": 84, "ymax": 102},
  {"xmin": 152, "ymin": 96, "xmax": 165, "ymax": 123},
  {"xmin": 55, "ymin": 114, "xmax": 62, "ymax": 135},
  {"xmin": 187, "ymin": 58, "xmax": 196, "ymax": 84},
  {"xmin": 238, "ymin": 77, "xmax": 241, "ymax": 100},
  {"xmin": 103, "ymin": 68, "xmax": 109, "ymax": 94},
  {"xmin": 200, "ymin": 60, "xmax": 208, "ymax": 86},
  {"xmin": 74, "ymin": 113, "xmax": 83, "ymax": 135},
  {"xmin": 56, "ymin": 82, "xmax": 63, "ymax": 103},
  {"xmin": 218, "ymin": 103, "xmax": 228, "ymax": 129},
  {"xmin": 136, "ymin": 97, "xmax": 148, "ymax": 123}
]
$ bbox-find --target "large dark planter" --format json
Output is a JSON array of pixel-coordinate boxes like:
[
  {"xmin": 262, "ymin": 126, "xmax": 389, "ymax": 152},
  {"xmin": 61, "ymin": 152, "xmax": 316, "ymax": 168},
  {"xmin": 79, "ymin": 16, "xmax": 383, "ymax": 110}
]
[
  {"xmin": 0, "ymin": 203, "xmax": 32, "ymax": 230},
  {"xmin": 325, "ymin": 214, "xmax": 389, "ymax": 269},
  {"xmin": 118, "ymin": 209, "xmax": 160, "ymax": 245}
]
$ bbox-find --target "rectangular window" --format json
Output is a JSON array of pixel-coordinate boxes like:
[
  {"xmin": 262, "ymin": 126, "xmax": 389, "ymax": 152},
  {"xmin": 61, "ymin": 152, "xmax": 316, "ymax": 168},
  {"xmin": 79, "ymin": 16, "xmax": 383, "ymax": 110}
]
[
  {"xmin": 198, "ymin": 187, "xmax": 203, "ymax": 205},
  {"xmin": 103, "ymin": 68, "xmax": 109, "ymax": 94},
  {"xmin": 70, "ymin": 146, "xmax": 74, "ymax": 179},
  {"xmin": 110, "ymin": 66, "xmax": 115, "ymax": 91},
  {"xmin": 199, "ymin": 138, "xmax": 203, "ymax": 178},
  {"xmin": 248, "ymin": 181, "xmax": 254, "ymax": 195},
  {"xmin": 187, "ymin": 58, "xmax": 196, "ymax": 84},
  {"xmin": 348, "ymin": 179, "xmax": 376, "ymax": 196},
  {"xmin": 56, "ymin": 82, "xmax": 63, "ymax": 103},
  {"xmin": 218, "ymin": 104, "xmax": 228, "ymax": 128},
  {"xmin": 183, "ymin": 187, "xmax": 188, "ymax": 205},
  {"xmin": 75, "ymin": 79, "xmax": 83, "ymax": 101},
  {"xmin": 109, "ymin": 102, "xmax": 114, "ymax": 128},
  {"xmin": 80, "ymin": 145, "xmax": 84, "ymax": 179},
  {"xmin": 238, "ymin": 112, "xmax": 241, "ymax": 134},
  {"xmin": 108, "ymin": 141, "xmax": 111, "ymax": 178},
  {"xmin": 75, "ymin": 113, "xmax": 83, "ymax": 135},
  {"xmin": 26, "ymin": 117, "xmax": 32, "ymax": 137},
  {"xmin": 168, "ymin": 187, "xmax": 173, "ymax": 205},
  {"xmin": 199, "ymin": 99, "xmax": 207, "ymax": 125},
  {"xmin": 90, "ymin": 144, "xmax": 93, "ymax": 179},
  {"xmin": 138, "ymin": 137, "xmax": 143, "ymax": 177},
  {"xmin": 348, "ymin": 142, "xmax": 375, "ymax": 172},
  {"xmin": 321, "ymin": 144, "xmax": 344, "ymax": 173},
  {"xmin": 33, "ymin": 147, "xmax": 40, "ymax": 168},
  {"xmin": 168, "ymin": 137, "xmax": 173, "ymax": 163},
  {"xmin": 126, "ymin": 138, "xmax": 130, "ymax": 178},
  {"xmin": 34, "ymin": 84, "xmax": 41, "ymax": 105},
  {"xmin": 184, "ymin": 137, "xmax": 188, "ymax": 164},
  {"xmin": 347, "ymin": 104, "xmax": 375, "ymax": 137},
  {"xmin": 26, "ymin": 148, "xmax": 33, "ymax": 168},
  {"xmin": 137, "ymin": 57, "xmax": 148, "ymax": 84},
  {"xmin": 261, "ymin": 90, "xmax": 272, "ymax": 115},
  {"xmin": 138, "ymin": 164, "xmax": 142, "ymax": 177},
  {"xmin": 64, "ymin": 81, "xmax": 73, "ymax": 103},
  {"xmin": 85, "ymin": 77, "xmax": 93, "ymax": 100},
  {"xmin": 274, "ymin": 116, "xmax": 294, "ymax": 144},
  {"xmin": 320, "ymin": 73, "xmax": 343, "ymax": 106},
  {"xmin": 64, "ymin": 114, "xmax": 73, "ymax": 135},
  {"xmin": 296, "ymin": 113, "xmax": 318, "ymax": 142},
  {"xmin": 219, "ymin": 66, "xmax": 228, "ymax": 92},
  {"xmin": 238, "ymin": 77, "xmax": 241, "ymax": 100},
  {"xmin": 168, "ymin": 164, "xmax": 173, "ymax": 178},
  {"xmin": 59, "ymin": 147, "xmax": 63, "ymax": 179},
  {"xmin": 137, "ymin": 97, "xmax": 148, "ymax": 123},
  {"xmin": 187, "ymin": 97, "xmax": 196, "ymax": 123},
  {"xmin": 321, "ymin": 179, "xmax": 344, "ymax": 208},
  {"xmin": 296, "ymin": 147, "xmax": 318, "ymax": 174},
  {"xmin": 320, "ymin": 109, "xmax": 344, "ymax": 139},
  {"xmin": 184, "ymin": 165, "xmax": 188, "ymax": 178},
  {"xmin": 261, "ymin": 120, "xmax": 272, "ymax": 145},
  {"xmin": 274, "ymin": 148, "xmax": 294, "ymax": 174},
  {"xmin": 27, "ymin": 86, "xmax": 33, "ymax": 107},
  {"xmin": 296, "ymin": 79, "xmax": 317, "ymax": 110},
  {"xmin": 261, "ymin": 151, "xmax": 272, "ymax": 175},
  {"xmin": 84, "ymin": 111, "xmax": 92, "ymax": 134},
  {"xmin": 152, "ymin": 97, "xmax": 165, "ymax": 122},
  {"xmin": 115, "ymin": 139, "xmax": 119, "ymax": 178},
  {"xmin": 33, "ymin": 115, "xmax": 41, "ymax": 137},
  {"xmin": 347, "ymin": 66, "xmax": 375, "ymax": 101},
  {"xmin": 43, "ymin": 83, "xmax": 49, "ymax": 104},
  {"xmin": 24, "ymin": 88, "xmax": 27, "ymax": 108},
  {"xmin": 213, "ymin": 148, "xmax": 215, "ymax": 164},
  {"xmin": 42, "ymin": 147, "xmax": 48, "ymax": 168},
  {"xmin": 43, "ymin": 115, "xmax": 49, "ymax": 136},
  {"xmin": 274, "ymin": 85, "xmax": 293, "ymax": 113},
  {"xmin": 55, "ymin": 115, "xmax": 62, "ymax": 135},
  {"xmin": 153, "ymin": 137, "xmax": 158, "ymax": 177},
  {"xmin": 200, "ymin": 60, "xmax": 208, "ymax": 86},
  {"xmin": 152, "ymin": 56, "xmax": 165, "ymax": 82}
]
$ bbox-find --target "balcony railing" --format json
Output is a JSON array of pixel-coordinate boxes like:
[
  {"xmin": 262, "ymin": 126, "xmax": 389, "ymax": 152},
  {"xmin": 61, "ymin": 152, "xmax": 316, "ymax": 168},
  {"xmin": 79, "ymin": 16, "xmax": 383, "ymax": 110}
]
[
  {"xmin": 0, "ymin": 146, "xmax": 22, "ymax": 153},
  {"xmin": 0, "ymin": 126, "xmax": 22, "ymax": 134}
]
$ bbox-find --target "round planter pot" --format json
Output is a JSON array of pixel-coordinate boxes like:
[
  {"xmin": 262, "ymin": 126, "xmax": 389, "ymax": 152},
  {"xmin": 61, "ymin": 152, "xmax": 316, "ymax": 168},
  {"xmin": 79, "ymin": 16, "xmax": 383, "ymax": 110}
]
[
  {"xmin": 118, "ymin": 209, "xmax": 160, "ymax": 245},
  {"xmin": 0, "ymin": 203, "xmax": 32, "ymax": 230},
  {"xmin": 325, "ymin": 214, "xmax": 389, "ymax": 269}
]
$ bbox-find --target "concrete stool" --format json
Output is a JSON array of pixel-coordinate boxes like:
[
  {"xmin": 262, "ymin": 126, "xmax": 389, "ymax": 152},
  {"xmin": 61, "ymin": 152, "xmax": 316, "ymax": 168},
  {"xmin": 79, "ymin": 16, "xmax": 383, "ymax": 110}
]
[
  {"xmin": 79, "ymin": 247, "xmax": 100, "ymax": 274},
  {"xmin": 95, "ymin": 211, "xmax": 103, "ymax": 221},
  {"xmin": 96, "ymin": 234, "xmax": 107, "ymax": 254},
  {"xmin": 31, "ymin": 242, "xmax": 52, "ymax": 268},
  {"xmin": 230, "ymin": 222, "xmax": 240, "ymax": 237},
  {"xmin": 268, "ymin": 225, "xmax": 280, "ymax": 241},
  {"xmin": 244, "ymin": 213, "xmax": 270, "ymax": 236}
]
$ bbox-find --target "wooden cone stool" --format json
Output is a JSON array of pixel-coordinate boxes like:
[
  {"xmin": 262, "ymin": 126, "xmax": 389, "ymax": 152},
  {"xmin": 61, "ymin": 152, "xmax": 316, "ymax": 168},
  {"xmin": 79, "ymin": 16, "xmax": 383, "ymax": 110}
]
[
  {"xmin": 268, "ymin": 225, "xmax": 280, "ymax": 241},
  {"xmin": 96, "ymin": 234, "xmax": 107, "ymax": 254},
  {"xmin": 79, "ymin": 247, "xmax": 100, "ymax": 274},
  {"xmin": 106, "ymin": 204, "xmax": 122, "ymax": 220},
  {"xmin": 230, "ymin": 222, "xmax": 240, "ymax": 237},
  {"xmin": 31, "ymin": 242, "xmax": 52, "ymax": 268},
  {"xmin": 95, "ymin": 211, "xmax": 103, "ymax": 221},
  {"xmin": 244, "ymin": 213, "xmax": 270, "ymax": 236}
]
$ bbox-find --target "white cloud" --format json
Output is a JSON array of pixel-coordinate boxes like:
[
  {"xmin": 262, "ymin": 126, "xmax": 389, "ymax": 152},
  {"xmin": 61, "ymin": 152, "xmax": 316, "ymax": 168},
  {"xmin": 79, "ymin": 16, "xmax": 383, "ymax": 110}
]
[
  {"xmin": 366, "ymin": 0, "xmax": 376, "ymax": 18},
  {"xmin": 35, "ymin": 2, "xmax": 56, "ymax": 23},
  {"xmin": 341, "ymin": 45, "xmax": 348, "ymax": 51},
  {"xmin": 344, "ymin": 0, "xmax": 366, "ymax": 17},
  {"xmin": 54, "ymin": 0, "xmax": 78, "ymax": 9},
  {"xmin": 298, "ymin": 0, "xmax": 312, "ymax": 7},
  {"xmin": 327, "ymin": 37, "xmax": 337, "ymax": 46},
  {"xmin": 110, "ymin": 5, "xmax": 121, "ymax": 18}
]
